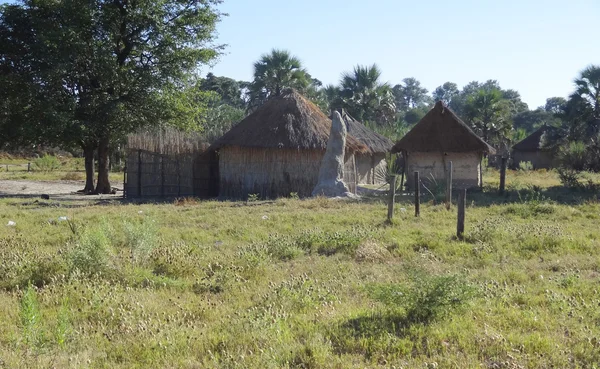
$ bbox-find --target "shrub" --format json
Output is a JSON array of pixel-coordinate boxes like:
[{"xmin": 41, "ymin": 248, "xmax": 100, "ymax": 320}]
[
  {"xmin": 68, "ymin": 225, "xmax": 114, "ymax": 276},
  {"xmin": 33, "ymin": 154, "xmax": 61, "ymax": 172},
  {"xmin": 369, "ymin": 271, "xmax": 475, "ymax": 324},
  {"xmin": 557, "ymin": 167, "xmax": 582, "ymax": 189},
  {"xmin": 123, "ymin": 218, "xmax": 158, "ymax": 264},
  {"xmin": 559, "ymin": 141, "xmax": 587, "ymax": 171},
  {"xmin": 518, "ymin": 161, "xmax": 533, "ymax": 171},
  {"xmin": 20, "ymin": 285, "xmax": 44, "ymax": 348}
]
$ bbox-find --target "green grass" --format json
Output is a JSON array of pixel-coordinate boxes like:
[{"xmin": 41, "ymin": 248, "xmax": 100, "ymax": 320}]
[{"xmin": 0, "ymin": 171, "xmax": 600, "ymax": 368}]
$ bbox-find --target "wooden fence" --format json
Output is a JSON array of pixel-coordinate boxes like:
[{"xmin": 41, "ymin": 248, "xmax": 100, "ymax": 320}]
[{"xmin": 125, "ymin": 149, "xmax": 217, "ymax": 198}]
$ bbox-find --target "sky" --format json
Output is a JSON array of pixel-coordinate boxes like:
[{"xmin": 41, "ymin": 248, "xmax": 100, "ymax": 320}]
[
  {"xmin": 206, "ymin": 0, "xmax": 600, "ymax": 109},
  {"xmin": 1, "ymin": 0, "xmax": 598, "ymax": 108}
]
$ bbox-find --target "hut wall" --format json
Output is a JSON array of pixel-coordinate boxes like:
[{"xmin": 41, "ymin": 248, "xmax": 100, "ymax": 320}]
[
  {"xmin": 355, "ymin": 153, "xmax": 388, "ymax": 185},
  {"xmin": 218, "ymin": 147, "xmax": 358, "ymax": 199},
  {"xmin": 405, "ymin": 151, "xmax": 481, "ymax": 189},
  {"xmin": 512, "ymin": 150, "xmax": 556, "ymax": 169}
]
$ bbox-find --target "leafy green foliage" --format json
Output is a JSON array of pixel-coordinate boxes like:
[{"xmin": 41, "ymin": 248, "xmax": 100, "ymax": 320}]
[
  {"xmin": 369, "ymin": 272, "xmax": 475, "ymax": 324},
  {"xmin": 33, "ymin": 155, "xmax": 61, "ymax": 172},
  {"xmin": 68, "ymin": 224, "xmax": 114, "ymax": 276},
  {"xmin": 338, "ymin": 64, "xmax": 396, "ymax": 126},
  {"xmin": 248, "ymin": 49, "xmax": 311, "ymax": 109},
  {"xmin": 20, "ymin": 285, "xmax": 43, "ymax": 348}
]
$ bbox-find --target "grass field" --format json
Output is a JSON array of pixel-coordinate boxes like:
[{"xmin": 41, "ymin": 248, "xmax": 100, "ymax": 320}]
[
  {"xmin": 1, "ymin": 170, "xmax": 600, "ymax": 368},
  {"xmin": 0, "ymin": 156, "xmax": 123, "ymax": 184}
]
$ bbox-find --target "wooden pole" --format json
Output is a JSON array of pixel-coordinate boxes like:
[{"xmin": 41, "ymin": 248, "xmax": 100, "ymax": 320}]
[
  {"xmin": 446, "ymin": 161, "xmax": 453, "ymax": 210},
  {"xmin": 414, "ymin": 171, "xmax": 420, "ymax": 217},
  {"xmin": 499, "ymin": 157, "xmax": 507, "ymax": 195},
  {"xmin": 160, "ymin": 155, "xmax": 165, "ymax": 197},
  {"xmin": 457, "ymin": 189, "xmax": 466, "ymax": 240},
  {"xmin": 137, "ymin": 149, "xmax": 142, "ymax": 198},
  {"xmin": 27, "ymin": 163, "xmax": 31, "ymax": 172},
  {"xmin": 387, "ymin": 175, "xmax": 397, "ymax": 222}
]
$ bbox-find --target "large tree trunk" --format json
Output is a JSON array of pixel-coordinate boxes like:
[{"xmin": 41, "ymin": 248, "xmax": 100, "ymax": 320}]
[
  {"xmin": 95, "ymin": 137, "xmax": 112, "ymax": 194},
  {"xmin": 82, "ymin": 144, "xmax": 96, "ymax": 194}
]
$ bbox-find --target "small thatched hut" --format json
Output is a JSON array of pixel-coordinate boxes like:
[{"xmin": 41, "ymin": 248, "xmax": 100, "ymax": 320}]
[
  {"xmin": 210, "ymin": 90, "xmax": 366, "ymax": 198},
  {"xmin": 512, "ymin": 125, "xmax": 557, "ymax": 169},
  {"xmin": 391, "ymin": 101, "xmax": 495, "ymax": 189},
  {"xmin": 342, "ymin": 112, "xmax": 394, "ymax": 185}
]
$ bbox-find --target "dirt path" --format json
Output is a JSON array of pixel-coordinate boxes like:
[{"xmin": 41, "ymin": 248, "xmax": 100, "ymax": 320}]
[{"xmin": 0, "ymin": 180, "xmax": 121, "ymax": 200}]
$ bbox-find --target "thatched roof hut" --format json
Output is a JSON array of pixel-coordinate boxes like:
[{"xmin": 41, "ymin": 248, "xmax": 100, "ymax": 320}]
[
  {"xmin": 392, "ymin": 101, "xmax": 495, "ymax": 189},
  {"xmin": 341, "ymin": 112, "xmax": 394, "ymax": 184},
  {"xmin": 210, "ymin": 89, "xmax": 366, "ymax": 198},
  {"xmin": 512, "ymin": 125, "xmax": 557, "ymax": 169}
]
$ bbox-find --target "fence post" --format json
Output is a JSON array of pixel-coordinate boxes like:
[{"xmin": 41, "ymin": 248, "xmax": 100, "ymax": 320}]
[
  {"xmin": 446, "ymin": 161, "xmax": 453, "ymax": 210},
  {"xmin": 160, "ymin": 155, "xmax": 165, "ymax": 197},
  {"xmin": 457, "ymin": 189, "xmax": 466, "ymax": 240},
  {"xmin": 27, "ymin": 163, "xmax": 31, "ymax": 172},
  {"xmin": 177, "ymin": 158, "xmax": 181, "ymax": 197},
  {"xmin": 387, "ymin": 175, "xmax": 397, "ymax": 222},
  {"xmin": 414, "ymin": 171, "xmax": 420, "ymax": 217},
  {"xmin": 499, "ymin": 157, "xmax": 507, "ymax": 195},
  {"xmin": 137, "ymin": 149, "xmax": 142, "ymax": 198}
]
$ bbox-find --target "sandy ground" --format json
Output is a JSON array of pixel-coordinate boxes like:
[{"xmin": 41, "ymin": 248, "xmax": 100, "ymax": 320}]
[{"xmin": 0, "ymin": 179, "xmax": 122, "ymax": 200}]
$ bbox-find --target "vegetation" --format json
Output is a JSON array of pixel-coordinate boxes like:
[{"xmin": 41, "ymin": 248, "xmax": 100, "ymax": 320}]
[
  {"xmin": 1, "ymin": 171, "xmax": 600, "ymax": 367},
  {"xmin": 0, "ymin": 0, "xmax": 224, "ymax": 193}
]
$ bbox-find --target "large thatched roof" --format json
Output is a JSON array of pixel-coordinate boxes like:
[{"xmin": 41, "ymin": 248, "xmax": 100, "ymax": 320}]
[
  {"xmin": 512, "ymin": 125, "xmax": 550, "ymax": 152},
  {"xmin": 341, "ymin": 112, "xmax": 394, "ymax": 154},
  {"xmin": 391, "ymin": 101, "xmax": 495, "ymax": 154},
  {"xmin": 211, "ymin": 90, "xmax": 366, "ymax": 153}
]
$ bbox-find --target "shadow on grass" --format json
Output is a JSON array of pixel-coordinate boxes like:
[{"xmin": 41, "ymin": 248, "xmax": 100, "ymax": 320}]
[{"xmin": 329, "ymin": 310, "xmax": 418, "ymax": 358}]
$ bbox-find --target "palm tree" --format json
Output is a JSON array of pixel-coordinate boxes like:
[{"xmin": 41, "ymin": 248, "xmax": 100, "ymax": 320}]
[
  {"xmin": 339, "ymin": 64, "xmax": 396, "ymax": 126},
  {"xmin": 248, "ymin": 49, "xmax": 310, "ymax": 109},
  {"xmin": 463, "ymin": 88, "xmax": 512, "ymax": 148},
  {"xmin": 573, "ymin": 65, "xmax": 600, "ymax": 119}
]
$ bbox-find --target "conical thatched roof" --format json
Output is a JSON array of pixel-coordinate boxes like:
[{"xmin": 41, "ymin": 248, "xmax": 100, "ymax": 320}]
[
  {"xmin": 341, "ymin": 112, "xmax": 394, "ymax": 154},
  {"xmin": 512, "ymin": 125, "xmax": 550, "ymax": 152},
  {"xmin": 211, "ymin": 89, "xmax": 366, "ymax": 153},
  {"xmin": 391, "ymin": 101, "xmax": 495, "ymax": 154}
]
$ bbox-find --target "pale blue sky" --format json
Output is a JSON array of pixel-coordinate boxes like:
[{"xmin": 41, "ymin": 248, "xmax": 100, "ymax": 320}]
[
  {"xmin": 2, "ymin": 0, "xmax": 598, "ymax": 108},
  {"xmin": 207, "ymin": 0, "xmax": 600, "ymax": 108}
]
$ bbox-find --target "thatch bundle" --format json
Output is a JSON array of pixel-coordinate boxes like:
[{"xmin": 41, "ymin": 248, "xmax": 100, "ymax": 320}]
[
  {"xmin": 392, "ymin": 101, "xmax": 495, "ymax": 154},
  {"xmin": 127, "ymin": 127, "xmax": 208, "ymax": 156}
]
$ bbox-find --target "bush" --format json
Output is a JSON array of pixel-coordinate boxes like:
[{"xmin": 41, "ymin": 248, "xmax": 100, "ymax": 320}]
[
  {"xmin": 559, "ymin": 141, "xmax": 587, "ymax": 171},
  {"xmin": 557, "ymin": 167, "xmax": 581, "ymax": 188},
  {"xmin": 518, "ymin": 161, "xmax": 533, "ymax": 171},
  {"xmin": 123, "ymin": 218, "xmax": 158, "ymax": 264},
  {"xmin": 369, "ymin": 271, "xmax": 475, "ymax": 324},
  {"xmin": 33, "ymin": 154, "xmax": 61, "ymax": 172},
  {"xmin": 68, "ymin": 225, "xmax": 114, "ymax": 276}
]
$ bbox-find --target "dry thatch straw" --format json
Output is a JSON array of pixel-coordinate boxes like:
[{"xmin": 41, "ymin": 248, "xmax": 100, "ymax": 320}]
[
  {"xmin": 341, "ymin": 111, "xmax": 393, "ymax": 154},
  {"xmin": 127, "ymin": 127, "xmax": 208, "ymax": 156},
  {"xmin": 210, "ymin": 89, "xmax": 367, "ymax": 153},
  {"xmin": 392, "ymin": 101, "xmax": 495, "ymax": 154}
]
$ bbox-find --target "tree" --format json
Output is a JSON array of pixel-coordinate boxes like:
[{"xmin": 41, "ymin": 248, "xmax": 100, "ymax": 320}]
[
  {"xmin": 0, "ymin": 0, "xmax": 223, "ymax": 193},
  {"xmin": 393, "ymin": 77, "xmax": 431, "ymax": 112},
  {"xmin": 432, "ymin": 82, "xmax": 459, "ymax": 106},
  {"xmin": 513, "ymin": 109, "xmax": 559, "ymax": 133},
  {"xmin": 339, "ymin": 64, "xmax": 396, "ymax": 126},
  {"xmin": 201, "ymin": 73, "xmax": 246, "ymax": 109},
  {"xmin": 544, "ymin": 97, "xmax": 567, "ymax": 115},
  {"xmin": 572, "ymin": 65, "xmax": 600, "ymax": 119},
  {"xmin": 248, "ymin": 49, "xmax": 310, "ymax": 109},
  {"xmin": 463, "ymin": 88, "xmax": 513, "ymax": 148}
]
